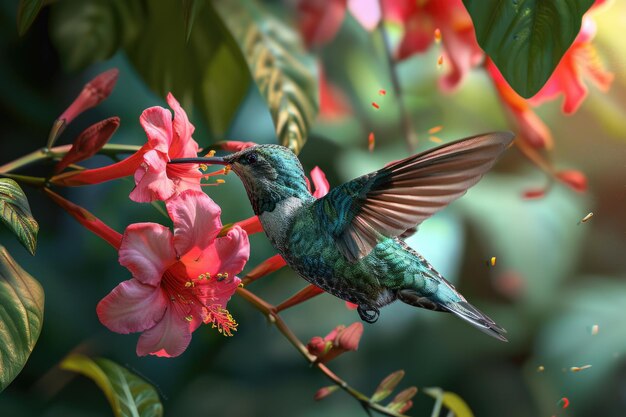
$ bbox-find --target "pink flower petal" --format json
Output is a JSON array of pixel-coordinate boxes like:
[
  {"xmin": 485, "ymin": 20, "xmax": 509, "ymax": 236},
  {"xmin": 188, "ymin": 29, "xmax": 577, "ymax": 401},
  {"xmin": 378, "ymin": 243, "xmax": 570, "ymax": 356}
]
[
  {"xmin": 96, "ymin": 279, "xmax": 167, "ymax": 334},
  {"xmin": 136, "ymin": 307, "xmax": 192, "ymax": 357},
  {"xmin": 311, "ymin": 166, "xmax": 330, "ymax": 198},
  {"xmin": 140, "ymin": 106, "xmax": 173, "ymax": 153},
  {"xmin": 348, "ymin": 0, "xmax": 381, "ymax": 31},
  {"xmin": 130, "ymin": 149, "xmax": 176, "ymax": 202},
  {"xmin": 212, "ymin": 226, "xmax": 250, "ymax": 276},
  {"xmin": 166, "ymin": 190, "xmax": 222, "ymax": 257},
  {"xmin": 202, "ymin": 275, "xmax": 241, "ymax": 308},
  {"xmin": 166, "ymin": 93, "xmax": 198, "ymax": 158},
  {"xmin": 119, "ymin": 223, "xmax": 176, "ymax": 286}
]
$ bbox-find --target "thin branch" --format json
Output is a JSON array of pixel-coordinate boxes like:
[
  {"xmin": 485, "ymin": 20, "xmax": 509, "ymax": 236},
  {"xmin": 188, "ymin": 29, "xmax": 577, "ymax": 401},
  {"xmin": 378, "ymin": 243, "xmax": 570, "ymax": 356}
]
[
  {"xmin": 235, "ymin": 287, "xmax": 408, "ymax": 417},
  {"xmin": 377, "ymin": 2, "xmax": 417, "ymax": 152}
]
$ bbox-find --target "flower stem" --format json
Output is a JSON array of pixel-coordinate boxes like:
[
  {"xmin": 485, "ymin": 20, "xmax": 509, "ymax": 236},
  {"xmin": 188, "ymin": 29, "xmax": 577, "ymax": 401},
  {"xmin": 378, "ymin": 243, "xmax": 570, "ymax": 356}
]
[
  {"xmin": 377, "ymin": 2, "xmax": 417, "ymax": 152},
  {"xmin": 235, "ymin": 287, "xmax": 408, "ymax": 417},
  {"xmin": 0, "ymin": 173, "xmax": 46, "ymax": 187},
  {"xmin": 0, "ymin": 144, "xmax": 142, "ymax": 175}
]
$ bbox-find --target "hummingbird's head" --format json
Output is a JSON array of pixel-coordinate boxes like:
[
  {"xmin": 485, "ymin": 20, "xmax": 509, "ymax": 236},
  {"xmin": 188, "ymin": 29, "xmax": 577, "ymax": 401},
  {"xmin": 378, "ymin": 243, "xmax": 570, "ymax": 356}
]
[{"xmin": 171, "ymin": 145, "xmax": 312, "ymax": 214}]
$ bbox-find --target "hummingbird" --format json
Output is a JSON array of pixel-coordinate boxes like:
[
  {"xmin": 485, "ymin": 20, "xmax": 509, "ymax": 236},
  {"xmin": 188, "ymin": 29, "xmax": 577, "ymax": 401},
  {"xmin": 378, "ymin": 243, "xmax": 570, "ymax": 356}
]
[{"xmin": 170, "ymin": 132, "xmax": 514, "ymax": 341}]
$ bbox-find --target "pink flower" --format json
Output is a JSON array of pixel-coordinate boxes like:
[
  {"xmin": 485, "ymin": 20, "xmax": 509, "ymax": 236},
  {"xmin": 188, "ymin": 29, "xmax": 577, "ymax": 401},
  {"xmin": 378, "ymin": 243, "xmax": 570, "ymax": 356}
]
[
  {"xmin": 51, "ymin": 93, "xmax": 203, "ymax": 202},
  {"xmin": 97, "ymin": 190, "xmax": 249, "ymax": 357},
  {"xmin": 307, "ymin": 322, "xmax": 364, "ymax": 363},
  {"xmin": 529, "ymin": 16, "xmax": 613, "ymax": 114},
  {"xmin": 383, "ymin": 0, "xmax": 483, "ymax": 91}
]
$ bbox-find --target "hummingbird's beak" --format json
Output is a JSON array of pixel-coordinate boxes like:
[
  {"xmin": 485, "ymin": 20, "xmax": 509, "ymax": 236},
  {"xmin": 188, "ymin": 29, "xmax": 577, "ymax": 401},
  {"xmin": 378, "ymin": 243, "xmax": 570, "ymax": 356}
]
[{"xmin": 168, "ymin": 156, "xmax": 231, "ymax": 165}]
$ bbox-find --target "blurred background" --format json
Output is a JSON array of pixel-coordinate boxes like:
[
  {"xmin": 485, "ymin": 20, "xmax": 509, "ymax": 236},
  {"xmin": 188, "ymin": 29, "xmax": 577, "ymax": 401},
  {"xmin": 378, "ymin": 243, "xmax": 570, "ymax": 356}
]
[{"xmin": 1, "ymin": 0, "xmax": 625, "ymax": 416}]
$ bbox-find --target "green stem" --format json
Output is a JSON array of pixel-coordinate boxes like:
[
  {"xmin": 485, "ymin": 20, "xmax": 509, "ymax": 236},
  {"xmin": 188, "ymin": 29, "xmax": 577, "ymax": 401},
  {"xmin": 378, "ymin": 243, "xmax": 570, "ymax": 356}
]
[
  {"xmin": 0, "ymin": 144, "xmax": 142, "ymax": 175},
  {"xmin": 235, "ymin": 287, "xmax": 407, "ymax": 417},
  {"xmin": 377, "ymin": 4, "xmax": 417, "ymax": 152},
  {"xmin": 0, "ymin": 173, "xmax": 46, "ymax": 187}
]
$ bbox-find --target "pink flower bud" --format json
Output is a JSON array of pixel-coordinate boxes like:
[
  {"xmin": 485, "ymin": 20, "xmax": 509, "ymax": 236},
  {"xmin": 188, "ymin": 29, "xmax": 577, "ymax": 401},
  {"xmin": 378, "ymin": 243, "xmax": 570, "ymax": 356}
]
[
  {"xmin": 308, "ymin": 322, "xmax": 364, "ymax": 363},
  {"xmin": 59, "ymin": 68, "xmax": 119, "ymax": 125},
  {"xmin": 54, "ymin": 117, "xmax": 120, "ymax": 174},
  {"xmin": 556, "ymin": 170, "xmax": 587, "ymax": 192},
  {"xmin": 49, "ymin": 69, "xmax": 119, "ymax": 147},
  {"xmin": 314, "ymin": 385, "xmax": 339, "ymax": 401}
]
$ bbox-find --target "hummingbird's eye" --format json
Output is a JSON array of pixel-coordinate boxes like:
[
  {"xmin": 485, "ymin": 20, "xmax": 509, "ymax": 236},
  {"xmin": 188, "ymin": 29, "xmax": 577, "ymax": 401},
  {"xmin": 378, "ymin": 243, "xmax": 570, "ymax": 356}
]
[{"xmin": 245, "ymin": 153, "xmax": 258, "ymax": 164}]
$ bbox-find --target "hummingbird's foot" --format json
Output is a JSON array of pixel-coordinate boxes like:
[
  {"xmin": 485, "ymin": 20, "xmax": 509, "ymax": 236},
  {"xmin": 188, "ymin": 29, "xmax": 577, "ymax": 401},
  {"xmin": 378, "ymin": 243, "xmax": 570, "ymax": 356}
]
[{"xmin": 357, "ymin": 305, "xmax": 380, "ymax": 323}]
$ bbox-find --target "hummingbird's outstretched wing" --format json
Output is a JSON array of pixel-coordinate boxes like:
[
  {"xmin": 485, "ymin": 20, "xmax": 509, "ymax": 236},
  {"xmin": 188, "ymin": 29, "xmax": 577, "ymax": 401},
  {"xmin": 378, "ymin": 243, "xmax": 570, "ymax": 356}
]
[{"xmin": 315, "ymin": 132, "xmax": 515, "ymax": 262}]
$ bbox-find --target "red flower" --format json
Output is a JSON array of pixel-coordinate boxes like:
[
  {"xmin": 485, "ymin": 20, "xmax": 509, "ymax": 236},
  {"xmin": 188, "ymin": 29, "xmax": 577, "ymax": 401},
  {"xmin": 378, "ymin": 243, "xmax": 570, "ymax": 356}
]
[
  {"xmin": 486, "ymin": 58, "xmax": 553, "ymax": 149},
  {"xmin": 383, "ymin": 0, "xmax": 483, "ymax": 91},
  {"xmin": 529, "ymin": 16, "xmax": 613, "ymax": 114},
  {"xmin": 96, "ymin": 190, "xmax": 249, "ymax": 357},
  {"xmin": 307, "ymin": 322, "xmax": 364, "ymax": 363}
]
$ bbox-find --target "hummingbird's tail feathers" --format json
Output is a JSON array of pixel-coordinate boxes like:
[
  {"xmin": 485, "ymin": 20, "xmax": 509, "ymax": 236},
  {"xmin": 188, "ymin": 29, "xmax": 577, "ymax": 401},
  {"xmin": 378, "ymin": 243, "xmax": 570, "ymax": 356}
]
[{"xmin": 442, "ymin": 301, "xmax": 508, "ymax": 342}]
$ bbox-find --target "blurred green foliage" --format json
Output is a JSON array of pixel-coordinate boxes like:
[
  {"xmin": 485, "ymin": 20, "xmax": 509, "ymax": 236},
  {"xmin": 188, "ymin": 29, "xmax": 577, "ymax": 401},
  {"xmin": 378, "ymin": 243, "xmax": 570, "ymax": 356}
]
[{"xmin": 1, "ymin": 0, "xmax": 626, "ymax": 416}]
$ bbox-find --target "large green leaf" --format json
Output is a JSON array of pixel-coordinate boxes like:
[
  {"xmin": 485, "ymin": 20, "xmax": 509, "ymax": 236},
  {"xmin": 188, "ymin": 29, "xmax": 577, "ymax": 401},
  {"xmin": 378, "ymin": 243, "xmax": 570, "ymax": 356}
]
[
  {"xmin": 0, "ymin": 247, "xmax": 44, "ymax": 392},
  {"xmin": 17, "ymin": 0, "xmax": 43, "ymax": 36},
  {"xmin": 61, "ymin": 354, "xmax": 163, "ymax": 417},
  {"xmin": 213, "ymin": 0, "xmax": 318, "ymax": 154},
  {"xmin": 0, "ymin": 179, "xmax": 38, "ymax": 255},
  {"xmin": 125, "ymin": 0, "xmax": 250, "ymax": 139},
  {"xmin": 50, "ymin": 0, "xmax": 143, "ymax": 71},
  {"xmin": 463, "ymin": 0, "xmax": 594, "ymax": 98}
]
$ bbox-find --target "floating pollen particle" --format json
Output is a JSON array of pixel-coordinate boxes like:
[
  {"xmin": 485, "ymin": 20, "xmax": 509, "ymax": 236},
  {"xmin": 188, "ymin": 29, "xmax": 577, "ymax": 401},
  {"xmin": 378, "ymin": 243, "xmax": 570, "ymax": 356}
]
[
  {"xmin": 537, "ymin": 365, "xmax": 545, "ymax": 372},
  {"xmin": 579, "ymin": 212, "xmax": 593, "ymax": 224},
  {"xmin": 429, "ymin": 136, "xmax": 442, "ymax": 143},
  {"xmin": 428, "ymin": 125, "xmax": 443, "ymax": 134},
  {"xmin": 437, "ymin": 55, "xmax": 444, "ymax": 69},
  {"xmin": 490, "ymin": 256, "xmax": 497, "ymax": 266},
  {"xmin": 570, "ymin": 365, "xmax": 592, "ymax": 373},
  {"xmin": 378, "ymin": 89, "xmax": 387, "ymax": 96},
  {"xmin": 216, "ymin": 179, "xmax": 225, "ymax": 184},
  {"xmin": 434, "ymin": 28, "xmax": 442, "ymax": 43},
  {"xmin": 591, "ymin": 324, "xmax": 599, "ymax": 335},
  {"xmin": 368, "ymin": 132, "xmax": 375, "ymax": 152},
  {"xmin": 204, "ymin": 150, "xmax": 216, "ymax": 157},
  {"xmin": 558, "ymin": 398, "xmax": 570, "ymax": 409},
  {"xmin": 372, "ymin": 102, "xmax": 380, "ymax": 109}
]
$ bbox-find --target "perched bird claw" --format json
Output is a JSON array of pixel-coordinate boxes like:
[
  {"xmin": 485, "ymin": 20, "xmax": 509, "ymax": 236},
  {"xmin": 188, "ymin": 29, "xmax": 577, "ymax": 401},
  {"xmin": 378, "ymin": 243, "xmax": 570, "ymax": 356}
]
[{"xmin": 357, "ymin": 305, "xmax": 380, "ymax": 323}]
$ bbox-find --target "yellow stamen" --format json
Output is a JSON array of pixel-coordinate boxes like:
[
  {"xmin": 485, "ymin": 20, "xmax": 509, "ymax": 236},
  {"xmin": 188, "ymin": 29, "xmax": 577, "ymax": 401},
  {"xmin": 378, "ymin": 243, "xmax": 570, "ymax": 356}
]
[
  {"xmin": 216, "ymin": 179, "xmax": 225, "ymax": 184},
  {"xmin": 205, "ymin": 150, "xmax": 216, "ymax": 157},
  {"xmin": 185, "ymin": 315, "xmax": 193, "ymax": 322}
]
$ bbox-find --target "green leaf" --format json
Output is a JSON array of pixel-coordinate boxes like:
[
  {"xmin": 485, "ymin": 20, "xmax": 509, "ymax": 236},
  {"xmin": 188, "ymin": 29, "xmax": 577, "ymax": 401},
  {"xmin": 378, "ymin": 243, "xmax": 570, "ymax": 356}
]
[
  {"xmin": 125, "ymin": 0, "xmax": 250, "ymax": 139},
  {"xmin": 0, "ymin": 179, "xmax": 38, "ymax": 255},
  {"xmin": 214, "ymin": 0, "xmax": 318, "ymax": 154},
  {"xmin": 371, "ymin": 370, "xmax": 405, "ymax": 403},
  {"xmin": 61, "ymin": 354, "xmax": 163, "ymax": 417},
  {"xmin": 463, "ymin": 0, "xmax": 594, "ymax": 97},
  {"xmin": 182, "ymin": 0, "xmax": 202, "ymax": 42},
  {"xmin": 17, "ymin": 0, "xmax": 44, "ymax": 36},
  {"xmin": 424, "ymin": 387, "xmax": 475, "ymax": 417},
  {"xmin": 0, "ymin": 246, "xmax": 44, "ymax": 392},
  {"xmin": 50, "ymin": 0, "xmax": 143, "ymax": 71}
]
